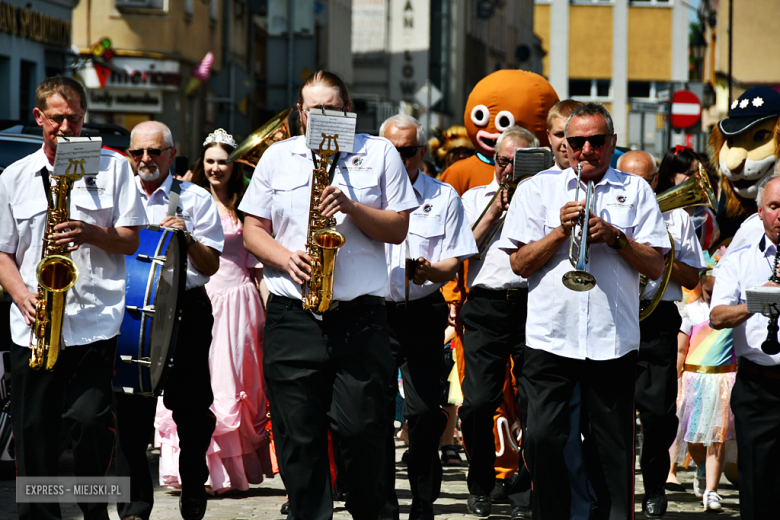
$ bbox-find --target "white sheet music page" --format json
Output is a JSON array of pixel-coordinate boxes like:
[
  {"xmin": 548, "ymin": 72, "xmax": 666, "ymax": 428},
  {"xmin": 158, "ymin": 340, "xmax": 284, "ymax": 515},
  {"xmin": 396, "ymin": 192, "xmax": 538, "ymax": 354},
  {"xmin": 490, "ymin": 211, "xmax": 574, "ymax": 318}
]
[
  {"xmin": 747, "ymin": 286, "xmax": 780, "ymax": 315},
  {"xmin": 53, "ymin": 137, "xmax": 103, "ymax": 177},
  {"xmin": 305, "ymin": 108, "xmax": 357, "ymax": 153}
]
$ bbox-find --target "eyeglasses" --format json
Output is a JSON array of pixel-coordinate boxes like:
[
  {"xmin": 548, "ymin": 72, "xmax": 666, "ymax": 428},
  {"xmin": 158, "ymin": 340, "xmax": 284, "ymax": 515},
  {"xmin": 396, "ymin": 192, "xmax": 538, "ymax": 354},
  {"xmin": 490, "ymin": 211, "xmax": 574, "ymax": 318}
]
[
  {"xmin": 566, "ymin": 134, "xmax": 611, "ymax": 150},
  {"xmin": 396, "ymin": 146, "xmax": 423, "ymax": 159},
  {"xmin": 43, "ymin": 112, "xmax": 84, "ymax": 126},
  {"xmin": 495, "ymin": 155, "xmax": 513, "ymax": 169},
  {"xmin": 302, "ymin": 106, "xmax": 345, "ymax": 116},
  {"xmin": 128, "ymin": 147, "xmax": 172, "ymax": 159}
]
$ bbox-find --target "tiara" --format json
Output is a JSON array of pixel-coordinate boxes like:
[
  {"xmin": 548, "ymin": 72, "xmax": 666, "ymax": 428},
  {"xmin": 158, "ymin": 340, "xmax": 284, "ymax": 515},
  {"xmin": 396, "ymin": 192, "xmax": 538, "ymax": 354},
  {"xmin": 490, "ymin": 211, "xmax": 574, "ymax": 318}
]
[{"xmin": 203, "ymin": 128, "xmax": 237, "ymax": 148}]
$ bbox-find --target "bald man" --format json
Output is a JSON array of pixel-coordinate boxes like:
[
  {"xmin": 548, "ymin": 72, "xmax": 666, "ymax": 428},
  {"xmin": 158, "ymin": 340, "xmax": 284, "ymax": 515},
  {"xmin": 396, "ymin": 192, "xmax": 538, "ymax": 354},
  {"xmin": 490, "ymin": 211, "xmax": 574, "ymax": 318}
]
[{"xmin": 617, "ymin": 150, "xmax": 707, "ymax": 519}]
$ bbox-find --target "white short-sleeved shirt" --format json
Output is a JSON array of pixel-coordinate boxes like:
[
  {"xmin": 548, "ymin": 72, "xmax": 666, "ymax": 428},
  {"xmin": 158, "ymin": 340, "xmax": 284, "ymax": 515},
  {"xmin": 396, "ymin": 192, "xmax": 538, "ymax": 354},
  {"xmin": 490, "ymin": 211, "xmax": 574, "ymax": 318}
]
[
  {"xmin": 462, "ymin": 177, "xmax": 527, "ymax": 290},
  {"xmin": 238, "ymin": 134, "xmax": 419, "ymax": 302},
  {"xmin": 642, "ymin": 208, "xmax": 707, "ymax": 302},
  {"xmin": 709, "ymin": 236, "xmax": 780, "ymax": 366},
  {"xmin": 712, "ymin": 212, "xmax": 762, "ymax": 277},
  {"xmin": 385, "ymin": 171, "xmax": 477, "ymax": 302},
  {"xmin": 0, "ymin": 146, "xmax": 148, "ymax": 347},
  {"xmin": 499, "ymin": 166, "xmax": 669, "ymax": 360},
  {"xmin": 135, "ymin": 173, "xmax": 224, "ymax": 290}
]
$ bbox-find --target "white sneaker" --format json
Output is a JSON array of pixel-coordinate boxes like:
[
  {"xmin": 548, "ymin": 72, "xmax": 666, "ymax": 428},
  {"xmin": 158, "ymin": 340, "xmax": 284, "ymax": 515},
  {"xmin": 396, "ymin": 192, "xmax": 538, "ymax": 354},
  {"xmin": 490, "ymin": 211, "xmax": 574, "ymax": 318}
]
[
  {"xmin": 693, "ymin": 465, "xmax": 706, "ymax": 498},
  {"xmin": 703, "ymin": 490, "xmax": 722, "ymax": 511}
]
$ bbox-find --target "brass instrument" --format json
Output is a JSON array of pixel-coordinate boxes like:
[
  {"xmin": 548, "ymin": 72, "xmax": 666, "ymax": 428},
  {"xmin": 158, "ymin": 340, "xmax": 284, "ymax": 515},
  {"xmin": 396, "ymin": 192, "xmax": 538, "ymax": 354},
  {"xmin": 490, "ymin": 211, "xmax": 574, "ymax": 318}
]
[
  {"xmin": 471, "ymin": 148, "xmax": 553, "ymax": 260},
  {"xmin": 301, "ymin": 134, "xmax": 346, "ymax": 314},
  {"xmin": 227, "ymin": 108, "xmax": 292, "ymax": 168},
  {"xmin": 29, "ymin": 170, "xmax": 83, "ymax": 370},
  {"xmin": 638, "ymin": 164, "xmax": 717, "ymax": 321},
  {"xmin": 562, "ymin": 164, "xmax": 597, "ymax": 291},
  {"xmin": 761, "ymin": 247, "xmax": 780, "ymax": 355}
]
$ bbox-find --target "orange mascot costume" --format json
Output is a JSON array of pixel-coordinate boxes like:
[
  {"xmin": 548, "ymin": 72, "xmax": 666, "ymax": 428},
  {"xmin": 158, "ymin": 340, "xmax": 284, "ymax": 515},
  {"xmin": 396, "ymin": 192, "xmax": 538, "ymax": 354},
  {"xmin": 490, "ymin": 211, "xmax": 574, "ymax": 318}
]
[{"xmin": 439, "ymin": 70, "xmax": 558, "ymax": 495}]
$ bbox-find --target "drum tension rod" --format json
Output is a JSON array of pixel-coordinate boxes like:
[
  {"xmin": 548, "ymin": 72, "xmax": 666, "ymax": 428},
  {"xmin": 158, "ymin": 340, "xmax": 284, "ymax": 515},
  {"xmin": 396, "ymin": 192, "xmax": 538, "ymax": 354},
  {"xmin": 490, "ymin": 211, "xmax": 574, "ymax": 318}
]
[
  {"xmin": 136, "ymin": 253, "xmax": 168, "ymax": 266},
  {"xmin": 119, "ymin": 355, "xmax": 152, "ymax": 366},
  {"xmin": 126, "ymin": 305, "xmax": 156, "ymax": 315}
]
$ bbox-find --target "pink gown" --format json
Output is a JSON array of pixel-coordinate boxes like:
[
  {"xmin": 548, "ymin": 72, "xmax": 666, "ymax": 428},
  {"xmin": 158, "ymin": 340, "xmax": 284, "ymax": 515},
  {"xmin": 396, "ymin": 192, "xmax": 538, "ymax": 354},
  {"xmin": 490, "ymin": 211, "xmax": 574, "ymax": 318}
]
[{"xmin": 155, "ymin": 214, "xmax": 274, "ymax": 493}]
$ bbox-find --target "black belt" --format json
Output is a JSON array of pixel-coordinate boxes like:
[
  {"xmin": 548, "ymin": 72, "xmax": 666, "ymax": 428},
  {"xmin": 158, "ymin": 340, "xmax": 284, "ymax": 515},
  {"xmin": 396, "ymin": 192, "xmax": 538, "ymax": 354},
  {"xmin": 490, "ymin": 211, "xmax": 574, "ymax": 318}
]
[
  {"xmin": 386, "ymin": 291, "xmax": 444, "ymax": 310},
  {"xmin": 269, "ymin": 293, "xmax": 384, "ymax": 312},
  {"xmin": 739, "ymin": 358, "xmax": 780, "ymax": 381},
  {"xmin": 469, "ymin": 287, "xmax": 527, "ymax": 301}
]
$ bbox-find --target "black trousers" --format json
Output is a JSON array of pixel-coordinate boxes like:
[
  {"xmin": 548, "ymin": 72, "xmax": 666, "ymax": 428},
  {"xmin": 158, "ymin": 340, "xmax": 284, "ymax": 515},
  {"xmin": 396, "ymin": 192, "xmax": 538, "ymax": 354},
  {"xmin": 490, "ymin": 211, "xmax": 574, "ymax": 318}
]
[
  {"xmin": 264, "ymin": 295, "xmax": 395, "ymax": 520},
  {"xmin": 636, "ymin": 301, "xmax": 681, "ymax": 492},
  {"xmin": 522, "ymin": 348, "xmax": 637, "ymax": 520},
  {"xmin": 459, "ymin": 289, "xmax": 529, "ymax": 501},
  {"xmin": 730, "ymin": 361, "xmax": 780, "ymax": 520},
  {"xmin": 11, "ymin": 337, "xmax": 117, "ymax": 520},
  {"xmin": 380, "ymin": 293, "xmax": 449, "ymax": 519},
  {"xmin": 115, "ymin": 286, "xmax": 215, "ymax": 520}
]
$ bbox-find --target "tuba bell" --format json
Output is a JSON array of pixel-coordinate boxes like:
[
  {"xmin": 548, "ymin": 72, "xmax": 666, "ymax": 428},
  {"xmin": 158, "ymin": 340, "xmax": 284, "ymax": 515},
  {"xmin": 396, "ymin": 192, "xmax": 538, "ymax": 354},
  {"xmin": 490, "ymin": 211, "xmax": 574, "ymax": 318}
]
[
  {"xmin": 639, "ymin": 164, "xmax": 717, "ymax": 321},
  {"xmin": 227, "ymin": 108, "xmax": 292, "ymax": 168}
]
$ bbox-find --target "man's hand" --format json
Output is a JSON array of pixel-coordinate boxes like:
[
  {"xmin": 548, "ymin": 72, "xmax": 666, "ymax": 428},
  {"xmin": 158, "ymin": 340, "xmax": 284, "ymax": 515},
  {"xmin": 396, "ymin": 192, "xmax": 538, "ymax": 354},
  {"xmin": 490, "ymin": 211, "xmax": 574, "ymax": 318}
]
[
  {"xmin": 15, "ymin": 290, "xmax": 38, "ymax": 326},
  {"xmin": 159, "ymin": 215, "xmax": 187, "ymax": 231},
  {"xmin": 485, "ymin": 187, "xmax": 509, "ymax": 223},
  {"xmin": 586, "ymin": 212, "xmax": 617, "ymax": 245},
  {"xmin": 288, "ymin": 250, "xmax": 313, "ymax": 284},
  {"xmin": 559, "ymin": 200, "xmax": 584, "ymax": 237},
  {"xmin": 53, "ymin": 220, "xmax": 96, "ymax": 251},
  {"xmin": 319, "ymin": 186, "xmax": 356, "ymax": 218},
  {"xmin": 412, "ymin": 258, "xmax": 432, "ymax": 285}
]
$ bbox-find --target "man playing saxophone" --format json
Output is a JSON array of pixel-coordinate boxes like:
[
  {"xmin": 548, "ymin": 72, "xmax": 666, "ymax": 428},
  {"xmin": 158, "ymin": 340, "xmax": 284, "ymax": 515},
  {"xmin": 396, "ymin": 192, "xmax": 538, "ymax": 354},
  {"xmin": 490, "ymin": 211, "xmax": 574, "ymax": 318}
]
[
  {"xmin": 239, "ymin": 71, "xmax": 418, "ymax": 520},
  {"xmin": 0, "ymin": 76, "xmax": 147, "ymax": 520}
]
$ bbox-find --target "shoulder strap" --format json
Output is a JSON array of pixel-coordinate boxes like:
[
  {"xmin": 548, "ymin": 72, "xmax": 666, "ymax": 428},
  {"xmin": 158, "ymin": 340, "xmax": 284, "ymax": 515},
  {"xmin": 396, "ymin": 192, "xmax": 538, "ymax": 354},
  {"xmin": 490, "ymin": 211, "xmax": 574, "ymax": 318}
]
[{"xmin": 167, "ymin": 178, "xmax": 182, "ymax": 217}]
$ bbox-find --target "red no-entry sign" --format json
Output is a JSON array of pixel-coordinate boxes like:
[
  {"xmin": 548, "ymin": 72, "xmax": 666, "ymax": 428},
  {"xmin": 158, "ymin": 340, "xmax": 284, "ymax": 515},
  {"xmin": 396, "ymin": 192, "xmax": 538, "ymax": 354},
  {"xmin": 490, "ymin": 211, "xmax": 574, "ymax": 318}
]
[{"xmin": 671, "ymin": 90, "xmax": 702, "ymax": 129}]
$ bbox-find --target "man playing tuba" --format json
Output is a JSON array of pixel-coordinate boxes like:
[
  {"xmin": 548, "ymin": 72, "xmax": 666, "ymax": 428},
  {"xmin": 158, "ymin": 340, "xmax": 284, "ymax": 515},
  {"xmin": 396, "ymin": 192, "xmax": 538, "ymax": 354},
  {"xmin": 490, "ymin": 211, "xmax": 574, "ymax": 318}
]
[{"xmin": 240, "ymin": 71, "xmax": 418, "ymax": 520}]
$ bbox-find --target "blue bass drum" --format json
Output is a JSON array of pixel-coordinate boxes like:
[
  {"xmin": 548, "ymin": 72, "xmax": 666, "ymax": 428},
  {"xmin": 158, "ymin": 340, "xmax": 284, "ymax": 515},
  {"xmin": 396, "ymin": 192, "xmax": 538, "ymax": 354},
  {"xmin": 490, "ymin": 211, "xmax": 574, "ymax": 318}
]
[{"xmin": 114, "ymin": 226, "xmax": 187, "ymax": 396}]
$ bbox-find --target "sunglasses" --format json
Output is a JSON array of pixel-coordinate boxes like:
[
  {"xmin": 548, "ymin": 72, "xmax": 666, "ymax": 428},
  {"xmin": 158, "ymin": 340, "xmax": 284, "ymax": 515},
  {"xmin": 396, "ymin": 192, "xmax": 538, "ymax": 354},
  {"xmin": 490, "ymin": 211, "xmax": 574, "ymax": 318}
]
[
  {"xmin": 128, "ymin": 147, "xmax": 173, "ymax": 159},
  {"xmin": 566, "ymin": 134, "xmax": 611, "ymax": 150},
  {"xmin": 495, "ymin": 155, "xmax": 513, "ymax": 169},
  {"xmin": 396, "ymin": 146, "xmax": 422, "ymax": 159}
]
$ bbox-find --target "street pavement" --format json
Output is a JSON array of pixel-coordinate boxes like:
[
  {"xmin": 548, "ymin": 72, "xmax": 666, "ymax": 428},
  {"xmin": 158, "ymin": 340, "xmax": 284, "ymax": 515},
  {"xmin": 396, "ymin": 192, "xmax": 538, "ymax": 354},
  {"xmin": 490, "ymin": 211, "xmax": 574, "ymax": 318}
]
[{"xmin": 0, "ymin": 440, "xmax": 741, "ymax": 519}]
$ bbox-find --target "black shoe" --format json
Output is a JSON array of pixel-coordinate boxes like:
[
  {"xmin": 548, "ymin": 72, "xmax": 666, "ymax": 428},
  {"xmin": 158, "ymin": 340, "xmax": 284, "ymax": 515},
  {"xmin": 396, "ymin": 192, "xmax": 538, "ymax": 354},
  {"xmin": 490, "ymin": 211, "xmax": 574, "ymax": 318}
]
[
  {"xmin": 280, "ymin": 499, "xmax": 290, "ymax": 515},
  {"xmin": 642, "ymin": 488, "xmax": 667, "ymax": 519},
  {"xmin": 489, "ymin": 478, "xmax": 509, "ymax": 504},
  {"xmin": 409, "ymin": 500, "xmax": 434, "ymax": 520},
  {"xmin": 511, "ymin": 506, "xmax": 532, "ymax": 519},
  {"xmin": 467, "ymin": 494, "xmax": 491, "ymax": 518},
  {"xmin": 179, "ymin": 486, "xmax": 208, "ymax": 520},
  {"xmin": 664, "ymin": 481, "xmax": 685, "ymax": 492}
]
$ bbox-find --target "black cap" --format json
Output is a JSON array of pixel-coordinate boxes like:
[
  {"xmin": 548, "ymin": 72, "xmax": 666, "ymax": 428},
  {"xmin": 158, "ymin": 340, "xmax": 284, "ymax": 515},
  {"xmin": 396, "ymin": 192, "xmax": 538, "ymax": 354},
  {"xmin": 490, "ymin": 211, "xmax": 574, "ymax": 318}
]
[{"xmin": 719, "ymin": 86, "xmax": 780, "ymax": 136}]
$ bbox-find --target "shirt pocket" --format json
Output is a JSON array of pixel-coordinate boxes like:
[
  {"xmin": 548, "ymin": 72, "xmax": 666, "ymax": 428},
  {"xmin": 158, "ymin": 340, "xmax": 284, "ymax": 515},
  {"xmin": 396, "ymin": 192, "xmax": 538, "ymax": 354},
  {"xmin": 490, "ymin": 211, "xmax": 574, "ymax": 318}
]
[
  {"xmin": 336, "ymin": 168, "xmax": 380, "ymax": 207},
  {"xmin": 71, "ymin": 193, "xmax": 115, "ymax": 227},
  {"xmin": 409, "ymin": 219, "xmax": 445, "ymax": 261},
  {"xmin": 12, "ymin": 199, "xmax": 47, "ymax": 238},
  {"xmin": 272, "ymin": 172, "xmax": 310, "ymax": 217},
  {"xmin": 544, "ymin": 211, "xmax": 561, "ymax": 236}
]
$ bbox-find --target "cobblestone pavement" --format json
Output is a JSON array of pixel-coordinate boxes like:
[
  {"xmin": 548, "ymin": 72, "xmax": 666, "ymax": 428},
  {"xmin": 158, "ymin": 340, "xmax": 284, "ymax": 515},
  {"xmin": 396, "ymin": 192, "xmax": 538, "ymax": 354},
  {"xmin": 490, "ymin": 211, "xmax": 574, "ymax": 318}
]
[{"xmin": 0, "ymin": 440, "xmax": 740, "ymax": 519}]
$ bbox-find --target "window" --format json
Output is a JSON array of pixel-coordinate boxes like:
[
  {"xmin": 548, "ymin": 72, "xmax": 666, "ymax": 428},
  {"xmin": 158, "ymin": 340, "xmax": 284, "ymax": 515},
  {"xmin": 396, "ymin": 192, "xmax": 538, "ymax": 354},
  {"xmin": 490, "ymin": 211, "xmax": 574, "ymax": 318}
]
[
  {"xmin": 569, "ymin": 79, "xmax": 611, "ymax": 100},
  {"xmin": 115, "ymin": 0, "xmax": 167, "ymax": 13},
  {"xmin": 569, "ymin": 80, "xmax": 591, "ymax": 97},
  {"xmin": 19, "ymin": 60, "xmax": 36, "ymax": 120}
]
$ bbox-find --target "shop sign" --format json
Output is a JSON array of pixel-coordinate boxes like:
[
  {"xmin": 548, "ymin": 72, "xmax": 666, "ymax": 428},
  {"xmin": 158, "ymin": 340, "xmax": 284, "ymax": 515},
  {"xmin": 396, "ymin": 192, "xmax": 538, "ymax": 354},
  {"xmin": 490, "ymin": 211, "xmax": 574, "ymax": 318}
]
[
  {"xmin": 0, "ymin": 1, "xmax": 72, "ymax": 48},
  {"xmin": 83, "ymin": 57, "xmax": 181, "ymax": 92},
  {"xmin": 88, "ymin": 89, "xmax": 163, "ymax": 113}
]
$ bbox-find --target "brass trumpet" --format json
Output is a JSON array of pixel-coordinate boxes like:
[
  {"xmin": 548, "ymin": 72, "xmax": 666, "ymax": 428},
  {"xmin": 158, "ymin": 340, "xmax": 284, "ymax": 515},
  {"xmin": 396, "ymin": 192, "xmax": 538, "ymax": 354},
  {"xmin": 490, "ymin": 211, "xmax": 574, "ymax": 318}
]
[{"xmin": 562, "ymin": 164, "xmax": 597, "ymax": 291}]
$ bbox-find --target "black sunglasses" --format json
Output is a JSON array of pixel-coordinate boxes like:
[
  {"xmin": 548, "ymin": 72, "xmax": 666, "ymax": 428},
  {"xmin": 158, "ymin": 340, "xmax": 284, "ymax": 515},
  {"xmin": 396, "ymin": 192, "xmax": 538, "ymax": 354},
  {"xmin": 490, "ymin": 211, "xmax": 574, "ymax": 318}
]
[
  {"xmin": 566, "ymin": 134, "xmax": 611, "ymax": 150},
  {"xmin": 128, "ymin": 147, "xmax": 173, "ymax": 159},
  {"xmin": 396, "ymin": 146, "xmax": 422, "ymax": 159}
]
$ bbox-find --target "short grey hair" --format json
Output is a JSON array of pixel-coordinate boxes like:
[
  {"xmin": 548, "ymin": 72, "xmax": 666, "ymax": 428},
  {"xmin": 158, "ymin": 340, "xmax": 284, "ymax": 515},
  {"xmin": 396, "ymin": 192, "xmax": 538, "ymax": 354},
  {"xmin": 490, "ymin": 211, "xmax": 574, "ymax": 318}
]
[
  {"xmin": 565, "ymin": 102, "xmax": 615, "ymax": 136},
  {"xmin": 379, "ymin": 114, "xmax": 426, "ymax": 146},
  {"xmin": 130, "ymin": 121, "xmax": 174, "ymax": 148},
  {"xmin": 495, "ymin": 126, "xmax": 539, "ymax": 154},
  {"xmin": 757, "ymin": 171, "xmax": 780, "ymax": 208}
]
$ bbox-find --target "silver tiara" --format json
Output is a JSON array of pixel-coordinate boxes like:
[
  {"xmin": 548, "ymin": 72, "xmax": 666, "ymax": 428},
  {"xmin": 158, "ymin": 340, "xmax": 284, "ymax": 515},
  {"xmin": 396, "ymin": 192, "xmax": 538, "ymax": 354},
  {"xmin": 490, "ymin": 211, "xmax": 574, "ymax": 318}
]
[{"xmin": 203, "ymin": 128, "xmax": 237, "ymax": 148}]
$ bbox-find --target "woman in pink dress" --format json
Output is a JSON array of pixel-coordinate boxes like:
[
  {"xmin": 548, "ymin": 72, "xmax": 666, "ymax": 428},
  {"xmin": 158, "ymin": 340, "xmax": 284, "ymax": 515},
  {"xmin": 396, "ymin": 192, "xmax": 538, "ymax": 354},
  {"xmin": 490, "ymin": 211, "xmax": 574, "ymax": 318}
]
[{"xmin": 155, "ymin": 128, "xmax": 274, "ymax": 494}]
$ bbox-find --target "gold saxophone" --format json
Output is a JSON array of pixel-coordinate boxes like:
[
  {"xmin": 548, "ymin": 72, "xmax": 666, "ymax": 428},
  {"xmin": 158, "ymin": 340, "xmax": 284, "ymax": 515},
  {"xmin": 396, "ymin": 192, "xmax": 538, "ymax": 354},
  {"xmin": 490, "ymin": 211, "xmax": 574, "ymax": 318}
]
[
  {"xmin": 301, "ymin": 134, "xmax": 346, "ymax": 314},
  {"xmin": 29, "ymin": 170, "xmax": 82, "ymax": 370}
]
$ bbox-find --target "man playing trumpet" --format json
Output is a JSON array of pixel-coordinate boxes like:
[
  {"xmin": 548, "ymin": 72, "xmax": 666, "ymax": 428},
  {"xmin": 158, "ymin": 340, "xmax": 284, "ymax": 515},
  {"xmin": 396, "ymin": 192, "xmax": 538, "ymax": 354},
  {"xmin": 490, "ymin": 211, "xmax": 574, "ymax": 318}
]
[{"xmin": 500, "ymin": 103, "xmax": 667, "ymax": 520}]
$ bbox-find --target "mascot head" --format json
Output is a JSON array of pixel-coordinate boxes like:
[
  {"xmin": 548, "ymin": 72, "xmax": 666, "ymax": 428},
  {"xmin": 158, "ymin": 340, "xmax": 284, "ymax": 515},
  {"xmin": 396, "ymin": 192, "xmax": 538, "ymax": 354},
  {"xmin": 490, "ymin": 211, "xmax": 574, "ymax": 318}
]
[
  {"xmin": 710, "ymin": 85, "xmax": 780, "ymax": 217},
  {"xmin": 429, "ymin": 125, "xmax": 475, "ymax": 170},
  {"xmin": 464, "ymin": 70, "xmax": 559, "ymax": 156}
]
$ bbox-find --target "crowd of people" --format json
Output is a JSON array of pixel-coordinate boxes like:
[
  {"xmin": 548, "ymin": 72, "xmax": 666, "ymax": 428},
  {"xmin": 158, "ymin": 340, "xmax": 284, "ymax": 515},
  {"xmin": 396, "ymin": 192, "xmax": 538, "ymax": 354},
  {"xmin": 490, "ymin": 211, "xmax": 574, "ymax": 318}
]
[{"xmin": 1, "ymin": 71, "xmax": 779, "ymax": 520}]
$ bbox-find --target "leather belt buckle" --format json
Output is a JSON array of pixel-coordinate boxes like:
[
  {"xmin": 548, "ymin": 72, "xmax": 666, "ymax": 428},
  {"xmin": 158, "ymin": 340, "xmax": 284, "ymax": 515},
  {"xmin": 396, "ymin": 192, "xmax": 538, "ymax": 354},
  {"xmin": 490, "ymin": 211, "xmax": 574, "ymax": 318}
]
[{"xmin": 506, "ymin": 289, "xmax": 519, "ymax": 301}]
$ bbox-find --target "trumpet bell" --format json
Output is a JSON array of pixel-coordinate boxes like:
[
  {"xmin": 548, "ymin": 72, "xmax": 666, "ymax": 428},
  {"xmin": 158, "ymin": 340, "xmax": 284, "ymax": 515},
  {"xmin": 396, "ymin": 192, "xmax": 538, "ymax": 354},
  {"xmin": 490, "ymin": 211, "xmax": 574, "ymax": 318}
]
[
  {"xmin": 562, "ymin": 270, "xmax": 597, "ymax": 292},
  {"xmin": 228, "ymin": 108, "xmax": 292, "ymax": 168}
]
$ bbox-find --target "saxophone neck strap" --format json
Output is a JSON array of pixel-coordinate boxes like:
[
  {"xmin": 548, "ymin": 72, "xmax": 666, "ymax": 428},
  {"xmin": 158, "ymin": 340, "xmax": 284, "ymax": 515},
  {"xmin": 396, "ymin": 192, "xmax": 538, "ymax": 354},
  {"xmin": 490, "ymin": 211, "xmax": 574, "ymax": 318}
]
[
  {"xmin": 167, "ymin": 177, "xmax": 182, "ymax": 217},
  {"xmin": 311, "ymin": 151, "xmax": 341, "ymax": 186},
  {"xmin": 40, "ymin": 167, "xmax": 53, "ymax": 209}
]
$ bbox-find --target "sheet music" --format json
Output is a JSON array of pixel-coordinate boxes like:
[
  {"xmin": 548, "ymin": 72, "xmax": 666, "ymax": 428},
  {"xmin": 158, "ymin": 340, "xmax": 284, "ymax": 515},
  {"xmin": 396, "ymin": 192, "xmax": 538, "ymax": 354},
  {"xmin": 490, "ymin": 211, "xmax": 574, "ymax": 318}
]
[
  {"xmin": 747, "ymin": 286, "xmax": 780, "ymax": 315},
  {"xmin": 513, "ymin": 147, "xmax": 553, "ymax": 184},
  {"xmin": 53, "ymin": 137, "xmax": 102, "ymax": 177},
  {"xmin": 305, "ymin": 108, "xmax": 357, "ymax": 153}
]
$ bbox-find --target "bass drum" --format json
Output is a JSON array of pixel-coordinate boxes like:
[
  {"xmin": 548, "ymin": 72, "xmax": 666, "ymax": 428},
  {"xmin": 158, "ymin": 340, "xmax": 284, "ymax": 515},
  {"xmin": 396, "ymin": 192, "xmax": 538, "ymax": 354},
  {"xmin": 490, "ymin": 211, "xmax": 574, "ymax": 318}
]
[{"xmin": 114, "ymin": 226, "xmax": 187, "ymax": 396}]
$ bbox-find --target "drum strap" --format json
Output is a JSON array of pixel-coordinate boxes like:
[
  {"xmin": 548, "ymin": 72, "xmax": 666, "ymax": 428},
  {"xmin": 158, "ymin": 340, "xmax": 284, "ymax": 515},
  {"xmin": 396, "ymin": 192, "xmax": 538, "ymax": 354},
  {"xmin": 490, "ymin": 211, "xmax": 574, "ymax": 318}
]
[
  {"xmin": 40, "ymin": 168, "xmax": 53, "ymax": 209},
  {"xmin": 167, "ymin": 178, "xmax": 182, "ymax": 217}
]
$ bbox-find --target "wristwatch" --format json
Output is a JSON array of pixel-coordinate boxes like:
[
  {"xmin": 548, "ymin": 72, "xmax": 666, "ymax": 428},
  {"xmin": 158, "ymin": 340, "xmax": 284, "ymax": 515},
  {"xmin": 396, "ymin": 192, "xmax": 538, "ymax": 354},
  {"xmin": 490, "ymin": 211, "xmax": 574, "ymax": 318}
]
[
  {"xmin": 609, "ymin": 229, "xmax": 628, "ymax": 250},
  {"xmin": 183, "ymin": 230, "xmax": 195, "ymax": 247}
]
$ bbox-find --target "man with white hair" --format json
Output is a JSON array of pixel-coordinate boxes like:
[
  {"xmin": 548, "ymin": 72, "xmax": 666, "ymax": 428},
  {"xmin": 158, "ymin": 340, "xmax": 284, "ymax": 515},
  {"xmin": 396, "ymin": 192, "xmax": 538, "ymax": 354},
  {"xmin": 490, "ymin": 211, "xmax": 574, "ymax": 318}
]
[
  {"xmin": 378, "ymin": 114, "xmax": 477, "ymax": 520},
  {"xmin": 115, "ymin": 121, "xmax": 224, "ymax": 520},
  {"xmin": 617, "ymin": 150, "xmax": 707, "ymax": 517}
]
